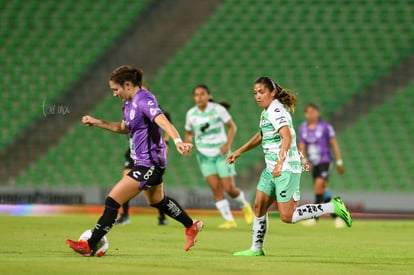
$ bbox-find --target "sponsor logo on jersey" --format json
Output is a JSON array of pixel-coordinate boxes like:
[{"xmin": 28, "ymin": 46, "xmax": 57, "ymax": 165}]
[{"xmin": 150, "ymin": 108, "xmax": 158, "ymax": 116}]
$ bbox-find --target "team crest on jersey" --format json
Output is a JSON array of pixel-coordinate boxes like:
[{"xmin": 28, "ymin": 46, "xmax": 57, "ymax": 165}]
[
  {"xmin": 315, "ymin": 129, "xmax": 323, "ymax": 138},
  {"xmin": 130, "ymin": 109, "xmax": 135, "ymax": 120}
]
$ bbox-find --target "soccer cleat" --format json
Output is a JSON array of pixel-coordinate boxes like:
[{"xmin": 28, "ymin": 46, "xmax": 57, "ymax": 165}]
[
  {"xmin": 66, "ymin": 239, "xmax": 92, "ymax": 256},
  {"xmin": 334, "ymin": 216, "xmax": 346, "ymax": 228},
  {"xmin": 233, "ymin": 248, "xmax": 265, "ymax": 256},
  {"xmin": 218, "ymin": 220, "xmax": 238, "ymax": 229},
  {"xmin": 242, "ymin": 203, "xmax": 254, "ymax": 224},
  {"xmin": 184, "ymin": 220, "xmax": 203, "ymax": 251},
  {"xmin": 331, "ymin": 197, "xmax": 352, "ymax": 227},
  {"xmin": 301, "ymin": 218, "xmax": 318, "ymax": 227},
  {"xmin": 115, "ymin": 214, "xmax": 130, "ymax": 225}
]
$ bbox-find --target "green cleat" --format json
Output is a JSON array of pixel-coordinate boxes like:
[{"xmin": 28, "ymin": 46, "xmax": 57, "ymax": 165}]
[
  {"xmin": 331, "ymin": 197, "xmax": 352, "ymax": 227},
  {"xmin": 233, "ymin": 249, "xmax": 265, "ymax": 256}
]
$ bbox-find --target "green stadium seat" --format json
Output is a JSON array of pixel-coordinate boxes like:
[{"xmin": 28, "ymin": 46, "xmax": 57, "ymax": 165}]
[
  {"xmin": 11, "ymin": 0, "xmax": 414, "ymax": 192},
  {"xmin": 0, "ymin": 0, "xmax": 150, "ymax": 149}
]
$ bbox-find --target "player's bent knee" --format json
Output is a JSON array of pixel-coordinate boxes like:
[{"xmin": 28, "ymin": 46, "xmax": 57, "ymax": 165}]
[
  {"xmin": 150, "ymin": 196, "xmax": 166, "ymax": 209},
  {"xmin": 106, "ymin": 196, "xmax": 121, "ymax": 209}
]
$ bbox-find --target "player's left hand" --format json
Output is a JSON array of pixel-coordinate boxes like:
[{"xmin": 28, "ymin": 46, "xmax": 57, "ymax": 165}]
[
  {"xmin": 220, "ymin": 143, "xmax": 230, "ymax": 155},
  {"xmin": 272, "ymin": 162, "xmax": 283, "ymax": 178},
  {"xmin": 176, "ymin": 142, "xmax": 193, "ymax": 155},
  {"xmin": 337, "ymin": 165, "xmax": 344, "ymax": 174}
]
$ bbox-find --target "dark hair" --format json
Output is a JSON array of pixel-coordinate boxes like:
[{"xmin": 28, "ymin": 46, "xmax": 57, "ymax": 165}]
[
  {"xmin": 193, "ymin": 84, "xmax": 231, "ymax": 110},
  {"xmin": 305, "ymin": 103, "xmax": 321, "ymax": 120},
  {"xmin": 254, "ymin": 77, "xmax": 298, "ymax": 112},
  {"xmin": 305, "ymin": 103, "xmax": 320, "ymax": 112},
  {"xmin": 110, "ymin": 65, "xmax": 143, "ymax": 87}
]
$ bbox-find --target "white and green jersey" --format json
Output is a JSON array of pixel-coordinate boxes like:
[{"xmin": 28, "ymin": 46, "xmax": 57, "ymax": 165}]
[
  {"xmin": 185, "ymin": 102, "xmax": 231, "ymax": 157},
  {"xmin": 259, "ymin": 99, "xmax": 302, "ymax": 173}
]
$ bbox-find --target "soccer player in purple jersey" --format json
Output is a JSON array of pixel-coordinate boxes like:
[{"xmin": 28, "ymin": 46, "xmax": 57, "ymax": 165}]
[
  {"xmin": 66, "ymin": 66, "xmax": 202, "ymax": 256},
  {"xmin": 298, "ymin": 103, "xmax": 346, "ymax": 228},
  {"xmin": 115, "ymin": 84, "xmax": 169, "ymax": 226}
]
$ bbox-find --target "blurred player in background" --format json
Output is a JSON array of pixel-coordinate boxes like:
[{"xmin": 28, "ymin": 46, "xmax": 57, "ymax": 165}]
[
  {"xmin": 116, "ymin": 84, "xmax": 169, "ymax": 226},
  {"xmin": 298, "ymin": 104, "xmax": 346, "ymax": 228},
  {"xmin": 227, "ymin": 77, "xmax": 351, "ymax": 256},
  {"xmin": 184, "ymin": 85, "xmax": 253, "ymax": 229},
  {"xmin": 66, "ymin": 66, "xmax": 202, "ymax": 256}
]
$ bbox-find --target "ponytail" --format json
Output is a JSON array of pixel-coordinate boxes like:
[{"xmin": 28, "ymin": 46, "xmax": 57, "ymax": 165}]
[
  {"xmin": 194, "ymin": 84, "xmax": 231, "ymax": 110},
  {"xmin": 209, "ymin": 99, "xmax": 231, "ymax": 110},
  {"xmin": 254, "ymin": 76, "xmax": 298, "ymax": 113},
  {"xmin": 275, "ymin": 86, "xmax": 298, "ymax": 113}
]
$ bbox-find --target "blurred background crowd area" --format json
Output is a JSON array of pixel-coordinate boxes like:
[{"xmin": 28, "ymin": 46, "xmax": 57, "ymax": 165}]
[{"xmin": 0, "ymin": 0, "xmax": 413, "ymax": 211}]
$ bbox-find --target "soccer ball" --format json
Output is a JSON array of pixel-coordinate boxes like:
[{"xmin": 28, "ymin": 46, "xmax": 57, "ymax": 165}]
[{"xmin": 78, "ymin": 229, "xmax": 109, "ymax": 257}]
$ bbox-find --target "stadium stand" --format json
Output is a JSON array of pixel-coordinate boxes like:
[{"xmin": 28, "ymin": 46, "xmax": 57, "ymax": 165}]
[
  {"xmin": 329, "ymin": 82, "xmax": 414, "ymax": 192},
  {"xmin": 151, "ymin": 0, "xmax": 414, "ymax": 189},
  {"xmin": 0, "ymin": 0, "xmax": 150, "ymax": 148},
  {"xmin": 10, "ymin": 0, "xmax": 414, "ymax": 192}
]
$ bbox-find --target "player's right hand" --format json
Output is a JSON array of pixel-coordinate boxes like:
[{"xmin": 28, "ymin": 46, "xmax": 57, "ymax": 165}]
[
  {"xmin": 226, "ymin": 151, "xmax": 241, "ymax": 164},
  {"xmin": 176, "ymin": 142, "xmax": 193, "ymax": 156},
  {"xmin": 82, "ymin": 115, "xmax": 98, "ymax": 126},
  {"xmin": 302, "ymin": 161, "xmax": 312, "ymax": 172}
]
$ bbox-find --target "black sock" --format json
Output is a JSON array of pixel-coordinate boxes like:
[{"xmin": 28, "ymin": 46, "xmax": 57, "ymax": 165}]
[
  {"xmin": 315, "ymin": 194, "xmax": 324, "ymax": 204},
  {"xmin": 151, "ymin": 196, "xmax": 193, "ymax": 228},
  {"xmin": 88, "ymin": 197, "xmax": 120, "ymax": 249},
  {"xmin": 158, "ymin": 209, "xmax": 165, "ymax": 219},
  {"xmin": 122, "ymin": 200, "xmax": 130, "ymax": 216}
]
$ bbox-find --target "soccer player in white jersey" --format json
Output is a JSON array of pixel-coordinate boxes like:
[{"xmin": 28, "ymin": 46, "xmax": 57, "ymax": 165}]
[
  {"xmin": 185, "ymin": 85, "xmax": 253, "ymax": 229},
  {"xmin": 227, "ymin": 77, "xmax": 352, "ymax": 256}
]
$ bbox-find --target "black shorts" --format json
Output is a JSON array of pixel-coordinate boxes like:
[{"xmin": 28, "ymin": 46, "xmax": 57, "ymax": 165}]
[
  {"xmin": 312, "ymin": 162, "xmax": 332, "ymax": 180},
  {"xmin": 127, "ymin": 165, "xmax": 165, "ymax": 190},
  {"xmin": 124, "ymin": 149, "xmax": 134, "ymax": 169}
]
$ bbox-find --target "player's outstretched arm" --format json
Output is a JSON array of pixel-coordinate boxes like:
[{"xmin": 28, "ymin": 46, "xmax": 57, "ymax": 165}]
[
  {"xmin": 82, "ymin": 115, "xmax": 129, "ymax": 134},
  {"xmin": 154, "ymin": 114, "xmax": 193, "ymax": 155},
  {"xmin": 227, "ymin": 132, "xmax": 262, "ymax": 164}
]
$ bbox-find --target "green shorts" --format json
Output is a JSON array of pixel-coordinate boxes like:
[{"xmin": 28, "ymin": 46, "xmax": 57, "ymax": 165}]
[
  {"xmin": 196, "ymin": 152, "xmax": 236, "ymax": 178},
  {"xmin": 257, "ymin": 169, "xmax": 301, "ymax": 203}
]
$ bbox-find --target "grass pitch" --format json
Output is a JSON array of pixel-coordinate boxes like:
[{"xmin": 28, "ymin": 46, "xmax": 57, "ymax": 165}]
[{"xmin": 0, "ymin": 214, "xmax": 413, "ymax": 275}]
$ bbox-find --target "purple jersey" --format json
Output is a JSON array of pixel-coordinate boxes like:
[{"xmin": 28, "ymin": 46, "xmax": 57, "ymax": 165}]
[
  {"xmin": 122, "ymin": 89, "xmax": 166, "ymax": 168},
  {"xmin": 298, "ymin": 120, "xmax": 335, "ymax": 166}
]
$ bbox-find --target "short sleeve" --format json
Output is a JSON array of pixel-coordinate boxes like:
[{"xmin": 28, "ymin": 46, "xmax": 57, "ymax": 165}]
[
  {"xmin": 268, "ymin": 105, "xmax": 289, "ymax": 132},
  {"xmin": 138, "ymin": 93, "xmax": 163, "ymax": 121},
  {"xmin": 327, "ymin": 123, "xmax": 336, "ymax": 138},
  {"xmin": 185, "ymin": 109, "xmax": 192, "ymax": 131},
  {"xmin": 216, "ymin": 104, "xmax": 231, "ymax": 123}
]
